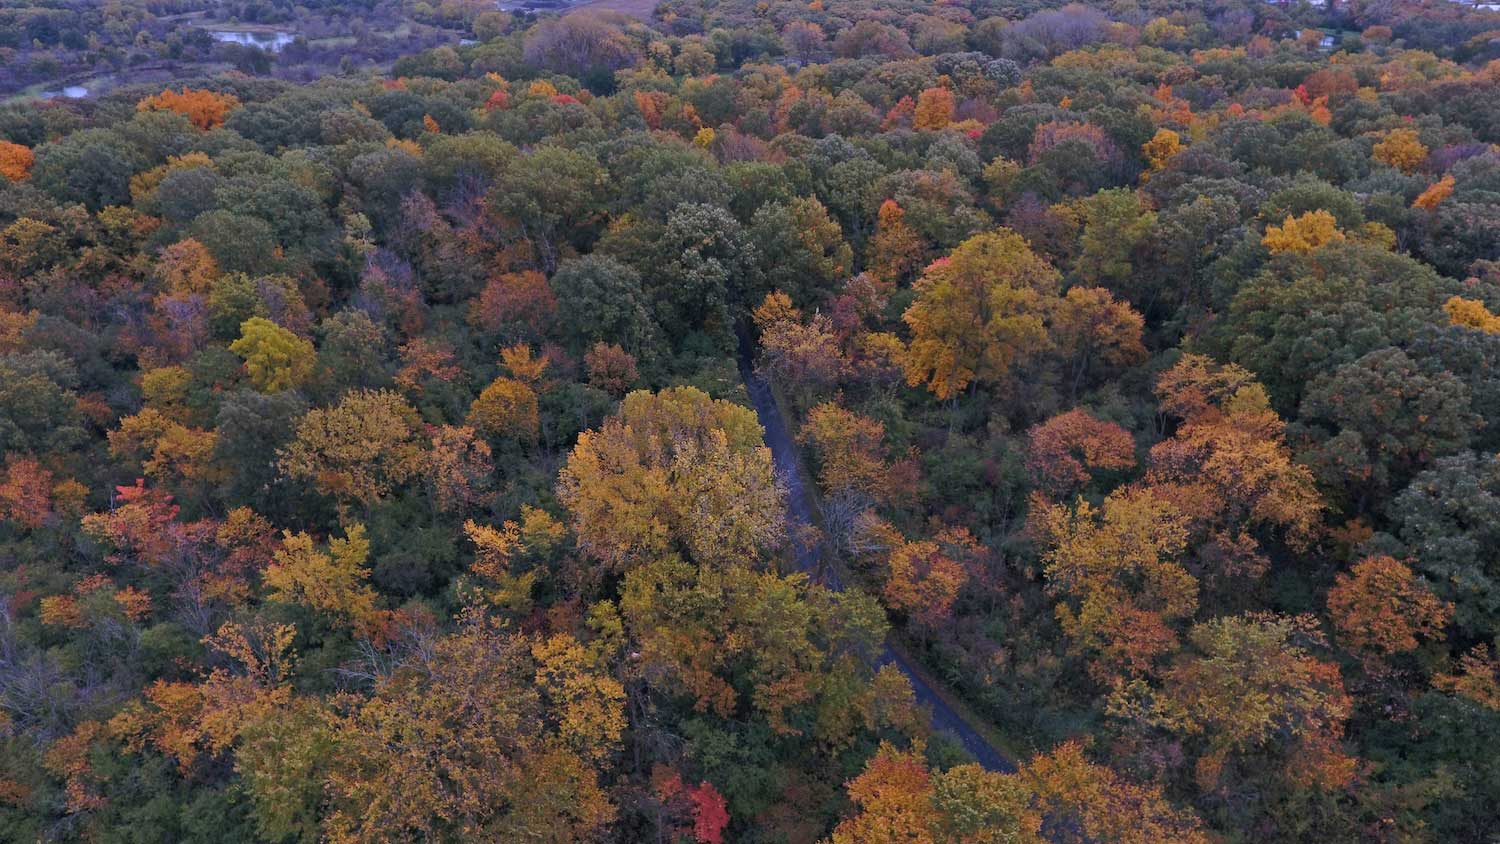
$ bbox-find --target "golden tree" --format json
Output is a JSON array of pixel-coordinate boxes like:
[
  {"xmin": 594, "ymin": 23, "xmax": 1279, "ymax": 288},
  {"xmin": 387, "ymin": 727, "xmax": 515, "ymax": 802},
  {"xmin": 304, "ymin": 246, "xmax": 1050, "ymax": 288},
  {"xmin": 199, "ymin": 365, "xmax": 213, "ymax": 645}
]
[
  {"xmin": 1261, "ymin": 210, "xmax": 1344, "ymax": 255},
  {"xmin": 557, "ymin": 387, "xmax": 783, "ymax": 571},
  {"xmin": 1371, "ymin": 127, "xmax": 1427, "ymax": 173},
  {"xmin": 901, "ymin": 230, "xmax": 1061, "ymax": 400}
]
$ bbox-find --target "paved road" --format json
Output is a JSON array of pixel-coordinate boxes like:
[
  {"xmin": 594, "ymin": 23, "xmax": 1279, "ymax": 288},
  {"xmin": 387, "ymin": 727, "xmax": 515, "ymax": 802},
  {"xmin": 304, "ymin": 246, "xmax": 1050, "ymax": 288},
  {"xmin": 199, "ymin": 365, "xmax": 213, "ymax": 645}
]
[{"xmin": 738, "ymin": 352, "xmax": 1015, "ymax": 773}]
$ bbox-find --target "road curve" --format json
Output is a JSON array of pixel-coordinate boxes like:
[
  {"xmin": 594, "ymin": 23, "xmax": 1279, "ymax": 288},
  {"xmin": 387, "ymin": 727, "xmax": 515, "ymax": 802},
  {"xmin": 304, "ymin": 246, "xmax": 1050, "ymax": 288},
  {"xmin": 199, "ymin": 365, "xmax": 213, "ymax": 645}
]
[{"xmin": 737, "ymin": 348, "xmax": 1015, "ymax": 773}]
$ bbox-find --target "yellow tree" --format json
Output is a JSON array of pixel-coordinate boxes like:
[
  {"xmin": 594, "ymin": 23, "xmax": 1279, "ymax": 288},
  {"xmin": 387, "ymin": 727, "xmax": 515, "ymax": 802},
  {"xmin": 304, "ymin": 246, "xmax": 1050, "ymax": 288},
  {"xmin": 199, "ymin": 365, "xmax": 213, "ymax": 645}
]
[
  {"xmin": 109, "ymin": 619, "xmax": 298, "ymax": 774},
  {"xmin": 557, "ymin": 387, "xmax": 783, "ymax": 571},
  {"xmin": 902, "ymin": 230, "xmax": 1061, "ymax": 400},
  {"xmin": 828, "ymin": 740, "xmax": 1203, "ymax": 844},
  {"xmin": 264, "ymin": 524, "xmax": 381, "ymax": 631},
  {"xmin": 467, "ymin": 377, "xmax": 540, "ymax": 443},
  {"xmin": 913, "ymin": 86, "xmax": 955, "ymax": 130},
  {"xmin": 279, "ymin": 389, "xmax": 427, "ymax": 507},
  {"xmin": 1021, "ymin": 741, "xmax": 1206, "ymax": 844},
  {"xmin": 1444, "ymin": 295, "xmax": 1500, "ymax": 333},
  {"xmin": 155, "ymin": 237, "xmax": 220, "ymax": 295},
  {"xmin": 1035, "ymin": 487, "xmax": 1197, "ymax": 681},
  {"xmin": 230, "ymin": 317, "xmax": 316, "ymax": 392},
  {"xmin": 108, "ymin": 408, "xmax": 224, "ymax": 496},
  {"xmin": 1141, "ymin": 128, "xmax": 1182, "ymax": 176},
  {"xmin": 618, "ymin": 558, "xmax": 890, "ymax": 740},
  {"xmin": 1261, "ymin": 210, "xmax": 1344, "ymax": 255},
  {"xmin": 867, "ymin": 200, "xmax": 925, "ymax": 285},
  {"xmin": 322, "ymin": 612, "xmax": 616, "ymax": 844},
  {"xmin": 530, "ymin": 633, "xmax": 627, "ymax": 762},
  {"xmin": 1121, "ymin": 614, "xmax": 1355, "ymax": 794},
  {"xmin": 1372, "ymin": 127, "xmax": 1427, "ymax": 173},
  {"xmin": 1052, "ymin": 286, "xmax": 1146, "ymax": 397}
]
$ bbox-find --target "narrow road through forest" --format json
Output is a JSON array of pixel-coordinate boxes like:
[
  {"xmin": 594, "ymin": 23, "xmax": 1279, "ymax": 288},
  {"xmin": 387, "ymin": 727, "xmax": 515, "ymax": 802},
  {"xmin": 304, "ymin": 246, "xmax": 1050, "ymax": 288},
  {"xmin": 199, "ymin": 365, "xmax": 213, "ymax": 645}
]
[{"xmin": 737, "ymin": 348, "xmax": 1015, "ymax": 773}]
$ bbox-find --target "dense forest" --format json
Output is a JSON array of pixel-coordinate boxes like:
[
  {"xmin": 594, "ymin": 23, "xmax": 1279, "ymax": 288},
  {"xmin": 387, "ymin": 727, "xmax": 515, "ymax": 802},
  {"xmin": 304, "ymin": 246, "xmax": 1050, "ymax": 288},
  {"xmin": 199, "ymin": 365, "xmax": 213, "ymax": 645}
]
[{"xmin": 2, "ymin": 0, "xmax": 1500, "ymax": 841}]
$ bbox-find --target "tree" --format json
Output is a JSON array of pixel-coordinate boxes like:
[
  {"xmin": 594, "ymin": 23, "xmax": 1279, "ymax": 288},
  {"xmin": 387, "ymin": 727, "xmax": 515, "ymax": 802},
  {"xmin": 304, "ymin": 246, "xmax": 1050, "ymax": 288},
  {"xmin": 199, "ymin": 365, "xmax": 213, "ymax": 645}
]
[
  {"xmin": 1299, "ymin": 347, "xmax": 1478, "ymax": 506},
  {"xmin": 750, "ymin": 196, "xmax": 852, "ymax": 307},
  {"xmin": 1261, "ymin": 210, "xmax": 1344, "ymax": 255},
  {"xmin": 1220, "ymin": 242, "xmax": 1465, "ymax": 409},
  {"xmin": 688, "ymin": 781, "xmax": 730, "ymax": 844},
  {"xmin": 522, "ymin": 11, "xmax": 639, "ymax": 81},
  {"xmin": 1036, "ymin": 487, "xmax": 1196, "ymax": 681},
  {"xmin": 1413, "ymin": 174, "xmax": 1455, "ymax": 211},
  {"xmin": 583, "ymin": 343, "xmax": 637, "ymax": 396},
  {"xmin": 549, "ymin": 255, "xmax": 660, "ymax": 359},
  {"xmin": 867, "ymin": 200, "xmax": 925, "ymax": 285},
  {"xmin": 901, "ymin": 229, "xmax": 1061, "ymax": 400},
  {"xmin": 618, "ymin": 557, "xmax": 889, "ymax": 739},
  {"xmin": 487, "ymin": 146, "xmax": 606, "ymax": 272},
  {"xmin": 425, "ymin": 426, "xmax": 495, "ymax": 513},
  {"xmin": 469, "ymin": 270, "xmax": 556, "ymax": 336},
  {"xmin": 799, "ymin": 401, "xmax": 897, "ymax": 506},
  {"xmin": 1118, "ymin": 614, "xmax": 1354, "ymax": 794},
  {"xmin": 30, "ymin": 126, "xmax": 146, "ymax": 210},
  {"xmin": 1327, "ymin": 556, "xmax": 1450, "ymax": 661},
  {"xmin": 883, "ymin": 529, "xmax": 975, "ymax": 628},
  {"xmin": 156, "ymin": 238, "xmax": 220, "ymax": 295},
  {"xmin": 529, "ymin": 633, "xmax": 627, "ymax": 763},
  {"xmin": 0, "ymin": 454, "xmax": 59, "ymax": 530},
  {"xmin": 279, "ymin": 389, "xmax": 427, "ymax": 507},
  {"xmin": 1147, "ymin": 355, "xmax": 1322, "ymax": 583},
  {"xmin": 1141, "ymin": 128, "xmax": 1182, "ymax": 175},
  {"xmin": 828, "ymin": 743, "xmax": 942, "ymax": 844},
  {"xmin": 108, "ymin": 408, "xmax": 224, "ymax": 496},
  {"xmin": 1372, "ymin": 128, "xmax": 1427, "ymax": 174},
  {"xmin": 1444, "ymin": 295, "xmax": 1500, "ymax": 333},
  {"xmin": 230, "ymin": 317, "xmax": 316, "ymax": 392},
  {"xmin": 1435, "ymin": 645, "xmax": 1500, "ymax": 711},
  {"xmin": 1051, "ymin": 286, "xmax": 1146, "ymax": 396},
  {"xmin": 557, "ymin": 387, "xmax": 783, "ymax": 571},
  {"xmin": 645, "ymin": 202, "xmax": 760, "ymax": 350},
  {"xmin": 265, "ymin": 524, "xmax": 380, "ymax": 630},
  {"xmin": 136, "ymin": 87, "xmax": 241, "ymax": 129},
  {"xmin": 829, "ymin": 740, "xmax": 1201, "ymax": 844},
  {"xmin": 913, "ymin": 87, "xmax": 956, "ymax": 130},
  {"xmin": 1022, "ymin": 741, "xmax": 1205, "ymax": 844},
  {"xmin": 323, "ymin": 612, "xmax": 616, "ymax": 844},
  {"xmin": 0, "ymin": 140, "xmax": 34, "ymax": 182},
  {"xmin": 1384, "ymin": 451, "xmax": 1500, "ymax": 638},
  {"xmin": 467, "ymin": 377, "xmax": 540, "ymax": 443},
  {"xmin": 1026, "ymin": 409, "xmax": 1135, "ymax": 499},
  {"xmin": 1075, "ymin": 189, "xmax": 1157, "ymax": 292},
  {"xmin": 753, "ymin": 292, "xmax": 848, "ymax": 399}
]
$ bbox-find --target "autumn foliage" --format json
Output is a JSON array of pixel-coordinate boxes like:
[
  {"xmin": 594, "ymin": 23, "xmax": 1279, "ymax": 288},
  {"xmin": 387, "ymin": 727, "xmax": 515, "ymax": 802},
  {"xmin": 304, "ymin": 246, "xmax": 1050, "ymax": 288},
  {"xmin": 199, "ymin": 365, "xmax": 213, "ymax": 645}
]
[
  {"xmin": 0, "ymin": 140, "xmax": 34, "ymax": 182},
  {"xmin": 5, "ymin": 3, "xmax": 1500, "ymax": 841},
  {"xmin": 136, "ymin": 87, "xmax": 241, "ymax": 129}
]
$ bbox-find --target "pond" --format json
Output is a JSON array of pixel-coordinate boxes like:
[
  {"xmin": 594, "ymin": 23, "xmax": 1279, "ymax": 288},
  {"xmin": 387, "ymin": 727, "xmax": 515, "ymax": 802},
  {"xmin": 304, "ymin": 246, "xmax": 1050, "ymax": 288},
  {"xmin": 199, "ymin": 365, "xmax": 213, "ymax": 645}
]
[
  {"xmin": 40, "ymin": 86, "xmax": 89, "ymax": 99},
  {"xmin": 210, "ymin": 30, "xmax": 297, "ymax": 52}
]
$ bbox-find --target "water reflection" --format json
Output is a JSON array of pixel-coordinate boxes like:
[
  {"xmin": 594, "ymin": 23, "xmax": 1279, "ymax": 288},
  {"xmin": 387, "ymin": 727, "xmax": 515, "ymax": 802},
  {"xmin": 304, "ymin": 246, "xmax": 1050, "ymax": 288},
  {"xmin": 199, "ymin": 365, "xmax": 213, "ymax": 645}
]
[
  {"xmin": 40, "ymin": 86, "xmax": 89, "ymax": 99},
  {"xmin": 210, "ymin": 30, "xmax": 296, "ymax": 52}
]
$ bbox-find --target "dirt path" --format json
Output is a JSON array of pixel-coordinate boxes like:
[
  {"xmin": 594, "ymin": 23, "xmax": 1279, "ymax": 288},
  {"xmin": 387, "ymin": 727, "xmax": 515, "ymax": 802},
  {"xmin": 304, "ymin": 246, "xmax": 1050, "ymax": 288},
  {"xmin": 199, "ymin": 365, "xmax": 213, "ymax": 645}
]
[{"xmin": 738, "ymin": 347, "xmax": 1015, "ymax": 773}]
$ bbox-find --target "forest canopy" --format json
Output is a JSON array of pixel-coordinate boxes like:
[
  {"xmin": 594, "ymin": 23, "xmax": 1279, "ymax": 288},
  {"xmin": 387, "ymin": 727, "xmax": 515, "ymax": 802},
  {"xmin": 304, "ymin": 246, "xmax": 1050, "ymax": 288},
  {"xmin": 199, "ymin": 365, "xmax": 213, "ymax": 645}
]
[{"xmin": 2, "ymin": 0, "xmax": 1500, "ymax": 842}]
